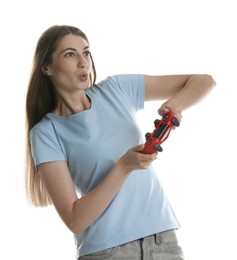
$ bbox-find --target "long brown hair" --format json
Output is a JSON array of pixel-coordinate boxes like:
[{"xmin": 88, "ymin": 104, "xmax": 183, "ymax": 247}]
[{"xmin": 25, "ymin": 25, "xmax": 97, "ymax": 207}]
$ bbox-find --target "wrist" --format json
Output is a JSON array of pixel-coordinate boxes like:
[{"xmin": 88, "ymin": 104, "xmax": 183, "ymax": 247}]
[{"xmin": 116, "ymin": 158, "xmax": 132, "ymax": 176}]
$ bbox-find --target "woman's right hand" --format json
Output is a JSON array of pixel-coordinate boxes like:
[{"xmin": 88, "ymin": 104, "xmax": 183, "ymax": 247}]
[
  {"xmin": 37, "ymin": 144, "xmax": 157, "ymax": 236},
  {"xmin": 118, "ymin": 144, "xmax": 157, "ymax": 174}
]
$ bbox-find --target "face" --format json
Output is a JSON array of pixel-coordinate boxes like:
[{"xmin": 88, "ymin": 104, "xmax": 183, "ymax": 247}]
[{"xmin": 45, "ymin": 34, "xmax": 93, "ymax": 92}]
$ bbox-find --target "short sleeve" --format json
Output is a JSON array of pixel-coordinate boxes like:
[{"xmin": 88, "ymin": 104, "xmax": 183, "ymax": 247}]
[
  {"xmin": 108, "ymin": 74, "xmax": 145, "ymax": 110},
  {"xmin": 30, "ymin": 125, "xmax": 66, "ymax": 168}
]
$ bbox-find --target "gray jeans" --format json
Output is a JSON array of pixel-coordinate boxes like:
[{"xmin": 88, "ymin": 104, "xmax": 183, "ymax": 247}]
[{"xmin": 79, "ymin": 229, "xmax": 185, "ymax": 260}]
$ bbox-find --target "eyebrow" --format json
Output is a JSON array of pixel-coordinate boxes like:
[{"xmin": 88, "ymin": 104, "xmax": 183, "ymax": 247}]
[{"xmin": 60, "ymin": 45, "xmax": 90, "ymax": 54}]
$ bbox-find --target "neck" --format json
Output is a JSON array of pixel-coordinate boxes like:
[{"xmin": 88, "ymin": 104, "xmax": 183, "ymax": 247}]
[{"xmin": 53, "ymin": 91, "xmax": 91, "ymax": 116}]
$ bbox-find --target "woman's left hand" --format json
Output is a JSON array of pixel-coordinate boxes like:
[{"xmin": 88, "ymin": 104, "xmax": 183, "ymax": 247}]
[{"xmin": 158, "ymin": 104, "xmax": 182, "ymax": 125}]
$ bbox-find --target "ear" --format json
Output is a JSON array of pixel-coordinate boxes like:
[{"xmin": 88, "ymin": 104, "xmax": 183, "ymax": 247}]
[{"xmin": 42, "ymin": 65, "xmax": 52, "ymax": 76}]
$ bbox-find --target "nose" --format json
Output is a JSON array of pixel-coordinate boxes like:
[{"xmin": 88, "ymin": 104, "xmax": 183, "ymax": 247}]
[{"xmin": 77, "ymin": 55, "xmax": 87, "ymax": 68}]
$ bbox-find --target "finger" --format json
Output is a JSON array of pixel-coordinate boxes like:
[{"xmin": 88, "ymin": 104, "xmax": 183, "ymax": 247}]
[
  {"xmin": 140, "ymin": 153, "xmax": 158, "ymax": 162},
  {"xmin": 132, "ymin": 144, "xmax": 145, "ymax": 152},
  {"xmin": 158, "ymin": 106, "xmax": 182, "ymax": 123},
  {"xmin": 158, "ymin": 106, "xmax": 169, "ymax": 116},
  {"xmin": 142, "ymin": 156, "xmax": 157, "ymax": 168}
]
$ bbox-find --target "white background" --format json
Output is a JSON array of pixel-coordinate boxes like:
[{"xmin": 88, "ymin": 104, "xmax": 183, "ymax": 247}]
[{"xmin": 1, "ymin": 0, "xmax": 236, "ymax": 259}]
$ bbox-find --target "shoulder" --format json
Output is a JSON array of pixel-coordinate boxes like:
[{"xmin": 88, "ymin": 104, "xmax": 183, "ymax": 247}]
[
  {"xmin": 88, "ymin": 74, "xmax": 145, "ymax": 111},
  {"xmin": 89, "ymin": 74, "xmax": 144, "ymax": 95},
  {"xmin": 97, "ymin": 74, "xmax": 144, "ymax": 87},
  {"xmin": 30, "ymin": 115, "xmax": 56, "ymax": 139},
  {"xmin": 30, "ymin": 116, "xmax": 66, "ymax": 166}
]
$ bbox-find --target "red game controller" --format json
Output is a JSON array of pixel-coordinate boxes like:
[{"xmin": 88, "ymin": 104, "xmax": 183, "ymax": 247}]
[{"xmin": 141, "ymin": 112, "xmax": 180, "ymax": 154}]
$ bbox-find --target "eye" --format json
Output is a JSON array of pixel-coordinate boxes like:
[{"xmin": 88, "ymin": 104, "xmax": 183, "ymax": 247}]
[
  {"xmin": 65, "ymin": 51, "xmax": 75, "ymax": 58},
  {"xmin": 84, "ymin": 51, "xmax": 91, "ymax": 58}
]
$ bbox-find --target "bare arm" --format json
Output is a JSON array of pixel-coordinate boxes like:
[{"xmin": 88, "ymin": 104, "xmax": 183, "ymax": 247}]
[
  {"xmin": 145, "ymin": 74, "xmax": 216, "ymax": 120},
  {"xmin": 38, "ymin": 144, "xmax": 157, "ymax": 236}
]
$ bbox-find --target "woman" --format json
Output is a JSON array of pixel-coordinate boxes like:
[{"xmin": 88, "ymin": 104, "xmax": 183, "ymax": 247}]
[{"xmin": 25, "ymin": 25, "xmax": 215, "ymax": 259}]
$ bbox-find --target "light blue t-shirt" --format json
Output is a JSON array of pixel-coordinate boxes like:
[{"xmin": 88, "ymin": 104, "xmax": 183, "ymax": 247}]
[{"xmin": 30, "ymin": 74, "xmax": 180, "ymax": 257}]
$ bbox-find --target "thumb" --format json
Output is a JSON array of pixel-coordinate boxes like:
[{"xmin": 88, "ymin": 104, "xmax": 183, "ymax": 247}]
[{"xmin": 132, "ymin": 144, "xmax": 145, "ymax": 152}]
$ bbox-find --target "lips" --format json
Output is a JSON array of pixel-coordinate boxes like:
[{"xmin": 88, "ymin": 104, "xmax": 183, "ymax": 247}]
[{"xmin": 80, "ymin": 73, "xmax": 88, "ymax": 82}]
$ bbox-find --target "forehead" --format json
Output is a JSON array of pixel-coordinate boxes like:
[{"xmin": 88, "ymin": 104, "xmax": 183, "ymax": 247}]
[{"xmin": 56, "ymin": 34, "xmax": 89, "ymax": 51}]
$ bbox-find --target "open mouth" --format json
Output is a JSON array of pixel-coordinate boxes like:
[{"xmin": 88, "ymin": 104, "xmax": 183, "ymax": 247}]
[{"xmin": 80, "ymin": 73, "xmax": 88, "ymax": 81}]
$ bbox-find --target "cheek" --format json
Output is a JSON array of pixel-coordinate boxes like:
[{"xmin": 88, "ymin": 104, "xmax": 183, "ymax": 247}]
[
  {"xmin": 50, "ymin": 62, "xmax": 75, "ymax": 87},
  {"xmin": 54, "ymin": 62, "xmax": 72, "ymax": 74},
  {"xmin": 89, "ymin": 62, "xmax": 93, "ymax": 73}
]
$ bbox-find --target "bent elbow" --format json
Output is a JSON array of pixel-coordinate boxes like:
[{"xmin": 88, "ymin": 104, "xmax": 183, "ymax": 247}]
[
  {"xmin": 190, "ymin": 74, "xmax": 216, "ymax": 96},
  {"xmin": 201, "ymin": 74, "xmax": 216, "ymax": 89},
  {"xmin": 68, "ymin": 220, "xmax": 85, "ymax": 236}
]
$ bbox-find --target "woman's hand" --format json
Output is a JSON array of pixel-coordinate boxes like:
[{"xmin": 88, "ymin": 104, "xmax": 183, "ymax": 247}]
[
  {"xmin": 118, "ymin": 144, "xmax": 157, "ymax": 174},
  {"xmin": 158, "ymin": 104, "xmax": 182, "ymax": 123}
]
